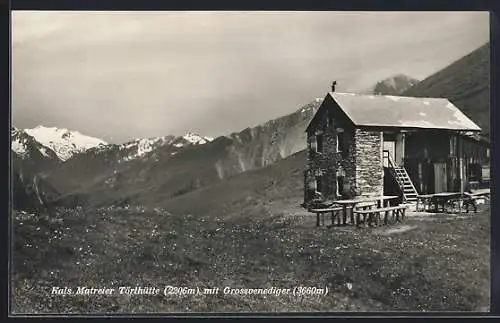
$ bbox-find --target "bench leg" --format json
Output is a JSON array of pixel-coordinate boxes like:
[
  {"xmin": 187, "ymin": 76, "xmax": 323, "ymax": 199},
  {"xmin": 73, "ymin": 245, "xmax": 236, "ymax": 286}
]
[
  {"xmin": 401, "ymin": 208, "xmax": 405, "ymax": 221},
  {"xmin": 316, "ymin": 213, "xmax": 320, "ymax": 227},
  {"xmin": 356, "ymin": 212, "xmax": 361, "ymax": 227},
  {"xmin": 384, "ymin": 210, "xmax": 389, "ymax": 225},
  {"xmin": 342, "ymin": 206, "xmax": 347, "ymax": 225}
]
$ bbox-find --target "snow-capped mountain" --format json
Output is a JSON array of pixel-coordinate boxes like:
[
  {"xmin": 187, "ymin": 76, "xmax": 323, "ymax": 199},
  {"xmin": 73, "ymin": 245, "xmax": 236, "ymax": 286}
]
[
  {"xmin": 11, "ymin": 127, "xmax": 60, "ymax": 162},
  {"xmin": 119, "ymin": 136, "xmax": 177, "ymax": 162},
  {"xmin": 11, "ymin": 127, "xmax": 63, "ymax": 212},
  {"xmin": 111, "ymin": 132, "xmax": 214, "ymax": 162},
  {"xmin": 23, "ymin": 126, "xmax": 108, "ymax": 161},
  {"xmin": 11, "ymin": 126, "xmax": 216, "ymax": 210}
]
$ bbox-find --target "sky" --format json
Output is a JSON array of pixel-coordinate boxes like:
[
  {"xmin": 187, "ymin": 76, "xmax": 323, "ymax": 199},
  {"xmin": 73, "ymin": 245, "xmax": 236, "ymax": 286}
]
[{"xmin": 12, "ymin": 11, "xmax": 490, "ymax": 144}]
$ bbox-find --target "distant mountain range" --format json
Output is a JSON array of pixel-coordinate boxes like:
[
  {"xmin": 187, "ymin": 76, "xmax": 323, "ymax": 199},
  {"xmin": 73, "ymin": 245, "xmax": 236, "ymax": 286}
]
[
  {"xmin": 10, "ymin": 42, "xmax": 490, "ymax": 213},
  {"xmin": 10, "ymin": 126, "xmax": 216, "ymax": 211},
  {"xmin": 28, "ymin": 98, "xmax": 323, "ymax": 209}
]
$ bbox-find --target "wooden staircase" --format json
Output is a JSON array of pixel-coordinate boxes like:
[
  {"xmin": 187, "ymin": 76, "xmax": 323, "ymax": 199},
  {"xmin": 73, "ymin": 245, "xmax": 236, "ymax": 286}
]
[
  {"xmin": 384, "ymin": 150, "xmax": 418, "ymax": 202},
  {"xmin": 392, "ymin": 167, "xmax": 418, "ymax": 202}
]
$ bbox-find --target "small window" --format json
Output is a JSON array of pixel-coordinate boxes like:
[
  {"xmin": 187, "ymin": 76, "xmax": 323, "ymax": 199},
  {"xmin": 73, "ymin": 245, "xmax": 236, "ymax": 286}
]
[
  {"xmin": 326, "ymin": 115, "xmax": 334, "ymax": 129},
  {"xmin": 336, "ymin": 131, "xmax": 345, "ymax": 153},
  {"xmin": 309, "ymin": 135, "xmax": 317, "ymax": 151},
  {"xmin": 316, "ymin": 134, "xmax": 324, "ymax": 153},
  {"xmin": 315, "ymin": 175, "xmax": 322, "ymax": 193},
  {"xmin": 336, "ymin": 175, "xmax": 344, "ymax": 197}
]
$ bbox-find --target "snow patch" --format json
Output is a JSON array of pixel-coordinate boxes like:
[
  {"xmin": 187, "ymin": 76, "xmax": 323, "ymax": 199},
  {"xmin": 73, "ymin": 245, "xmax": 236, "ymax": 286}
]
[
  {"xmin": 12, "ymin": 138, "xmax": 27, "ymax": 156},
  {"xmin": 419, "ymin": 112, "xmax": 427, "ymax": 117},
  {"xmin": 182, "ymin": 132, "xmax": 214, "ymax": 145},
  {"xmin": 24, "ymin": 126, "xmax": 107, "ymax": 161},
  {"xmin": 120, "ymin": 136, "xmax": 173, "ymax": 161}
]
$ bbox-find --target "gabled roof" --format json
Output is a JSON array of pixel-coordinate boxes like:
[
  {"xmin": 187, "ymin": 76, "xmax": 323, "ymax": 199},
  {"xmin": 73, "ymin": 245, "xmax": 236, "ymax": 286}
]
[{"xmin": 308, "ymin": 92, "xmax": 481, "ymax": 132}]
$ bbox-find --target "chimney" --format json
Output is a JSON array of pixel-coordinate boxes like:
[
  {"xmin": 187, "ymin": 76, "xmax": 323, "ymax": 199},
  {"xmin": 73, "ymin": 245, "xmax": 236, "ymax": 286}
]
[{"xmin": 331, "ymin": 80, "xmax": 337, "ymax": 92}]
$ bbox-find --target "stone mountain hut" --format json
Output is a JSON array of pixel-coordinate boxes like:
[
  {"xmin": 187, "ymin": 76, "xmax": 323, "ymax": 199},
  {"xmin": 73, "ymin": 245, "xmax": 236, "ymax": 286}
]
[{"xmin": 303, "ymin": 84, "xmax": 490, "ymax": 207}]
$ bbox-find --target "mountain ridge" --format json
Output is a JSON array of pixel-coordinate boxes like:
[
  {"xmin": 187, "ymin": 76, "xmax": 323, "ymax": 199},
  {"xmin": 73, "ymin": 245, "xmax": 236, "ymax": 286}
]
[{"xmin": 361, "ymin": 73, "xmax": 420, "ymax": 96}]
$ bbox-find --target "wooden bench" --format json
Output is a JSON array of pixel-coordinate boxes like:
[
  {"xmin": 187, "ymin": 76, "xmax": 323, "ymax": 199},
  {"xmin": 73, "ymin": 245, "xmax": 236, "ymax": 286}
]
[
  {"xmin": 355, "ymin": 201, "xmax": 378, "ymax": 210},
  {"xmin": 353, "ymin": 205, "xmax": 407, "ymax": 227},
  {"xmin": 446, "ymin": 194, "xmax": 481, "ymax": 213},
  {"xmin": 309, "ymin": 206, "xmax": 346, "ymax": 227}
]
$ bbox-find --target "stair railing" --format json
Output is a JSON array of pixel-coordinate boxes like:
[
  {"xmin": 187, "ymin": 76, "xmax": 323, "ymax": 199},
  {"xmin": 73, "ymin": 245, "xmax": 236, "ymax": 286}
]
[{"xmin": 384, "ymin": 150, "xmax": 406, "ymax": 198}]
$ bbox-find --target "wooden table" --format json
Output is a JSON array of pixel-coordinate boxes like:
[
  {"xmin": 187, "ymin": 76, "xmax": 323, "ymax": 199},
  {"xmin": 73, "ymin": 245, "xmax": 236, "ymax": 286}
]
[
  {"xmin": 416, "ymin": 194, "xmax": 435, "ymax": 212},
  {"xmin": 309, "ymin": 206, "xmax": 344, "ymax": 227},
  {"xmin": 333, "ymin": 195, "xmax": 399, "ymax": 226},
  {"xmin": 429, "ymin": 192, "xmax": 463, "ymax": 213},
  {"xmin": 471, "ymin": 188, "xmax": 490, "ymax": 198}
]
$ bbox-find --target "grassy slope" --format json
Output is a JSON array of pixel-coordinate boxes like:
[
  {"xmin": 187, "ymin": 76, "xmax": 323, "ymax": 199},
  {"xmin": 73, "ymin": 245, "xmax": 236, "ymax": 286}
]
[
  {"xmin": 155, "ymin": 150, "xmax": 308, "ymax": 221},
  {"xmin": 403, "ymin": 42, "xmax": 490, "ymax": 137},
  {"xmin": 12, "ymin": 205, "xmax": 490, "ymax": 313},
  {"xmin": 12, "ymin": 149, "xmax": 490, "ymax": 313}
]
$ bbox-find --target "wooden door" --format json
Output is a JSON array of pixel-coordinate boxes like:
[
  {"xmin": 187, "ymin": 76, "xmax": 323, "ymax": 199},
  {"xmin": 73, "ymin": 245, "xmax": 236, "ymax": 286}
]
[
  {"xmin": 395, "ymin": 133, "xmax": 405, "ymax": 166},
  {"xmin": 383, "ymin": 141, "xmax": 396, "ymax": 167},
  {"xmin": 434, "ymin": 163, "xmax": 448, "ymax": 193}
]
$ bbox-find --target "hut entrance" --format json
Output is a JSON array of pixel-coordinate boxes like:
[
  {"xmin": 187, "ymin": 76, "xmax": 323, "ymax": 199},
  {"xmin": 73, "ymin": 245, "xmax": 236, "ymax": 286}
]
[{"xmin": 434, "ymin": 162, "xmax": 448, "ymax": 193}]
